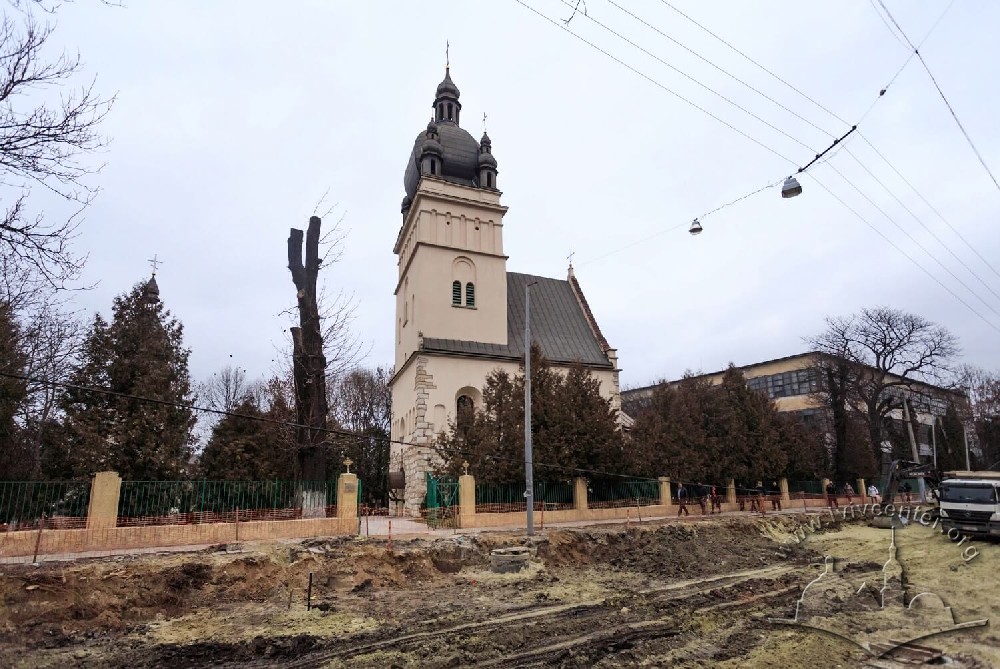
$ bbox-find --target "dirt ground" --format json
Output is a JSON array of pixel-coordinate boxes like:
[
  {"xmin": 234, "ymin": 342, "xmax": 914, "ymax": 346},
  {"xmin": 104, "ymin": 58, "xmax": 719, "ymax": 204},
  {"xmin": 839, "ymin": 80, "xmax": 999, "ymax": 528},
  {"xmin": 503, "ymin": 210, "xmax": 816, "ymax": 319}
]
[{"xmin": 0, "ymin": 512, "xmax": 996, "ymax": 668}]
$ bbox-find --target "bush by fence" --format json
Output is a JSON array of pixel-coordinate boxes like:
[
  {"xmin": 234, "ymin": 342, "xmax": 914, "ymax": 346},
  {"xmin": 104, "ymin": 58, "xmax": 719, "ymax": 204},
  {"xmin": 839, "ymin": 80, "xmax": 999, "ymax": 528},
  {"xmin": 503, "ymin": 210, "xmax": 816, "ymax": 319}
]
[{"xmin": 588, "ymin": 478, "xmax": 658, "ymax": 509}]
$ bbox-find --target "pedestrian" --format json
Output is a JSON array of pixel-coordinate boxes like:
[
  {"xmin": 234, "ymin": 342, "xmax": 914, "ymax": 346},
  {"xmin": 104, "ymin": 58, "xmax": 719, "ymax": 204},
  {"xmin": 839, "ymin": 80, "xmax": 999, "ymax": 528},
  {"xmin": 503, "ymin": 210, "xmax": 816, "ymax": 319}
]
[
  {"xmin": 756, "ymin": 481, "xmax": 767, "ymax": 515},
  {"xmin": 770, "ymin": 481, "xmax": 782, "ymax": 511},
  {"xmin": 844, "ymin": 481, "xmax": 855, "ymax": 505},
  {"xmin": 697, "ymin": 483, "xmax": 708, "ymax": 515},
  {"xmin": 710, "ymin": 484, "xmax": 722, "ymax": 514},
  {"xmin": 867, "ymin": 483, "xmax": 880, "ymax": 505},
  {"xmin": 676, "ymin": 483, "xmax": 689, "ymax": 516},
  {"xmin": 826, "ymin": 481, "xmax": 839, "ymax": 508},
  {"xmin": 901, "ymin": 482, "xmax": 912, "ymax": 504}
]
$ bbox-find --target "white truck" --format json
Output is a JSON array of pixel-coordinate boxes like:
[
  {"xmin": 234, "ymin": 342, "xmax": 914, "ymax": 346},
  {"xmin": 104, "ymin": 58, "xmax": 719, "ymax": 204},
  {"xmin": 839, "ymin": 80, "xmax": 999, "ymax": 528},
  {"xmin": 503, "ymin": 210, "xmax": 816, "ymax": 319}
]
[{"xmin": 938, "ymin": 471, "xmax": 1000, "ymax": 538}]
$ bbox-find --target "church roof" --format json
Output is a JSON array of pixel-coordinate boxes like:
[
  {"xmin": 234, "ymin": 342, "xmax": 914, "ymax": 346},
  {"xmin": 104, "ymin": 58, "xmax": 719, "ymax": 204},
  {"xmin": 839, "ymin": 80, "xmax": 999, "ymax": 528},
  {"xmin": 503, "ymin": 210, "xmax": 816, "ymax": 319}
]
[{"xmin": 421, "ymin": 272, "xmax": 614, "ymax": 368}]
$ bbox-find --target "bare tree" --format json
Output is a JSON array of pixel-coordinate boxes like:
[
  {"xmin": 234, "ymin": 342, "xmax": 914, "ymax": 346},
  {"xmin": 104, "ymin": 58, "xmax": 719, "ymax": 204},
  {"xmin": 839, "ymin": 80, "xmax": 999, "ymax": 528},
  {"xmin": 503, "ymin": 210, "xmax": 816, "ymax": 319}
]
[
  {"xmin": 808, "ymin": 306, "xmax": 960, "ymax": 463},
  {"xmin": 0, "ymin": 10, "xmax": 113, "ymax": 288}
]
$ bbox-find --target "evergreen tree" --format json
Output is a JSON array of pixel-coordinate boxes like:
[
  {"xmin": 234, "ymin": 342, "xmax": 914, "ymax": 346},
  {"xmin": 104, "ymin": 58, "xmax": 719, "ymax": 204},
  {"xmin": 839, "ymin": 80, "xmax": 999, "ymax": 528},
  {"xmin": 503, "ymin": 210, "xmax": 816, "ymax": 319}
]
[
  {"xmin": 60, "ymin": 278, "xmax": 195, "ymax": 479},
  {"xmin": 435, "ymin": 346, "xmax": 621, "ymax": 484},
  {"xmin": 0, "ymin": 301, "xmax": 30, "ymax": 479},
  {"xmin": 200, "ymin": 396, "xmax": 296, "ymax": 480}
]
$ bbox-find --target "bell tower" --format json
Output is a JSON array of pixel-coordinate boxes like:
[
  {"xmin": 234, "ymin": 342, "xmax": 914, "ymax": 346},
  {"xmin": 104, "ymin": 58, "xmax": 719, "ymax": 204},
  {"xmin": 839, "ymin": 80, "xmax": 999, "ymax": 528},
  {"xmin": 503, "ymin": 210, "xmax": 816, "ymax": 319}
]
[{"xmin": 394, "ymin": 66, "xmax": 508, "ymax": 372}]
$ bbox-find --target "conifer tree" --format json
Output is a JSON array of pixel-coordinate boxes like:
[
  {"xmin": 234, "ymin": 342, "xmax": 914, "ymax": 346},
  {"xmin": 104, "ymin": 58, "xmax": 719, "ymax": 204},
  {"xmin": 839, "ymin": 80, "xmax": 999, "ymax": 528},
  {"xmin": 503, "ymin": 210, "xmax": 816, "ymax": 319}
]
[
  {"xmin": 60, "ymin": 277, "xmax": 195, "ymax": 479},
  {"xmin": 0, "ymin": 301, "xmax": 30, "ymax": 479},
  {"xmin": 435, "ymin": 346, "xmax": 621, "ymax": 484}
]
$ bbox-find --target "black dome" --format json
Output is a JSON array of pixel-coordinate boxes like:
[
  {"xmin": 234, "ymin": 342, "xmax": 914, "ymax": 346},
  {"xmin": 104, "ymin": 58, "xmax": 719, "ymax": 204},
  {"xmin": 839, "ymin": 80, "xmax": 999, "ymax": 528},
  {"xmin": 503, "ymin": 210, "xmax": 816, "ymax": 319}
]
[{"xmin": 404, "ymin": 122, "xmax": 480, "ymax": 199}]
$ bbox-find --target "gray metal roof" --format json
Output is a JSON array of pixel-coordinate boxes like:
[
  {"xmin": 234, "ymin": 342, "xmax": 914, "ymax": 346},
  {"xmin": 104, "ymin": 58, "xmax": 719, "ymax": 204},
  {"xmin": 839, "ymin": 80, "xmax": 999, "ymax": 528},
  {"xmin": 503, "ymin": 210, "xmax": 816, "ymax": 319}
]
[
  {"xmin": 421, "ymin": 272, "xmax": 613, "ymax": 368},
  {"xmin": 403, "ymin": 122, "xmax": 480, "ymax": 199}
]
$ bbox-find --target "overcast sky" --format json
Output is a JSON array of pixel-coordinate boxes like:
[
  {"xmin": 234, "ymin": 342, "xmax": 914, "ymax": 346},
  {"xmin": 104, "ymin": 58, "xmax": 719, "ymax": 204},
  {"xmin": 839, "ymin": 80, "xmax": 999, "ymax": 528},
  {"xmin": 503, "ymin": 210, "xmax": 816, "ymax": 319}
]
[{"xmin": 45, "ymin": 0, "xmax": 1000, "ymax": 390}]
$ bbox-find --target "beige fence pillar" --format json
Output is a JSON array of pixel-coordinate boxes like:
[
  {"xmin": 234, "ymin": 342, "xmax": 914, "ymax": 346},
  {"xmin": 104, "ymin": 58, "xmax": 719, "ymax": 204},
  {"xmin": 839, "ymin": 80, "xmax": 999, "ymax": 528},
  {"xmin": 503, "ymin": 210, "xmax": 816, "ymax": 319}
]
[
  {"xmin": 726, "ymin": 479, "xmax": 737, "ymax": 505},
  {"xmin": 821, "ymin": 478, "xmax": 831, "ymax": 502},
  {"xmin": 779, "ymin": 478, "xmax": 790, "ymax": 502},
  {"xmin": 86, "ymin": 471, "xmax": 122, "ymax": 530},
  {"xmin": 337, "ymin": 473, "xmax": 358, "ymax": 520},
  {"xmin": 458, "ymin": 473, "xmax": 476, "ymax": 520},
  {"xmin": 658, "ymin": 477, "xmax": 672, "ymax": 508},
  {"xmin": 573, "ymin": 477, "xmax": 588, "ymax": 511},
  {"xmin": 857, "ymin": 478, "xmax": 867, "ymax": 502}
]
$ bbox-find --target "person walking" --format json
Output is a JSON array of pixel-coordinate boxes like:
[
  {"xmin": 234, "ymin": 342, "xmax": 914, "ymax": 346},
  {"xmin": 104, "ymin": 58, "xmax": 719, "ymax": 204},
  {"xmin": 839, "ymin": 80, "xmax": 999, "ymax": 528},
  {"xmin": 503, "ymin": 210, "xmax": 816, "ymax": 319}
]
[
  {"xmin": 710, "ymin": 484, "xmax": 722, "ymax": 514},
  {"xmin": 676, "ymin": 483, "xmax": 689, "ymax": 516},
  {"xmin": 696, "ymin": 483, "xmax": 708, "ymax": 515},
  {"xmin": 844, "ymin": 481, "xmax": 855, "ymax": 505},
  {"xmin": 901, "ymin": 482, "xmax": 912, "ymax": 504},
  {"xmin": 770, "ymin": 481, "xmax": 782, "ymax": 511},
  {"xmin": 826, "ymin": 481, "xmax": 839, "ymax": 508}
]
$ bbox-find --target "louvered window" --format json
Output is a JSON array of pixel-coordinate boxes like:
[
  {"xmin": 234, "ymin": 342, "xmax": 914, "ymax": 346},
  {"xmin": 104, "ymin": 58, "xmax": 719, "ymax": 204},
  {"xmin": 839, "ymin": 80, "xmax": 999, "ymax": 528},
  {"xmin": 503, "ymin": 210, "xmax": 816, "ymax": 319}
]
[
  {"xmin": 452, "ymin": 281, "xmax": 462, "ymax": 305},
  {"xmin": 465, "ymin": 282, "xmax": 475, "ymax": 307}
]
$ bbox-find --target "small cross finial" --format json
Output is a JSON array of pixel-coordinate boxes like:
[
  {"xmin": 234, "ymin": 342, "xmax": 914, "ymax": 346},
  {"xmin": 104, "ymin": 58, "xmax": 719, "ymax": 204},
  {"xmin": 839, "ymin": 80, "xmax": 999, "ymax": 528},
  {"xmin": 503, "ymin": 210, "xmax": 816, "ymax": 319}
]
[
  {"xmin": 343, "ymin": 458, "xmax": 353, "ymax": 474},
  {"xmin": 482, "ymin": 112, "xmax": 488, "ymax": 133},
  {"xmin": 567, "ymin": 251, "xmax": 575, "ymax": 268},
  {"xmin": 462, "ymin": 460, "xmax": 469, "ymax": 475},
  {"xmin": 446, "ymin": 40, "xmax": 450, "ymax": 69},
  {"xmin": 148, "ymin": 254, "xmax": 162, "ymax": 276}
]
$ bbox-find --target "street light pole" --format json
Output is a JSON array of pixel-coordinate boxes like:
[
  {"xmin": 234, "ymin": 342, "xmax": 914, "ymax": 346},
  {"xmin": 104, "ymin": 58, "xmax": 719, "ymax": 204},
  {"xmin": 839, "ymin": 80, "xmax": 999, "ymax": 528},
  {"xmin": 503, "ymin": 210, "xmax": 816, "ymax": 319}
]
[{"xmin": 524, "ymin": 281, "xmax": 537, "ymax": 536}]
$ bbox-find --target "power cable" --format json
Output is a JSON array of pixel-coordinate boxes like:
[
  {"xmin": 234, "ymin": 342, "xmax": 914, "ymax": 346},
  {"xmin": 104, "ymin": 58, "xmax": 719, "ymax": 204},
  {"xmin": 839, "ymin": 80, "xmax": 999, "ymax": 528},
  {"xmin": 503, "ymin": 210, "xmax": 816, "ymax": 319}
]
[
  {"xmin": 873, "ymin": 0, "xmax": 1000, "ymax": 194},
  {"xmin": 805, "ymin": 172, "xmax": 1000, "ymax": 336},
  {"xmin": 823, "ymin": 159, "xmax": 1000, "ymax": 324},
  {"xmin": 511, "ymin": 0, "xmax": 798, "ymax": 165},
  {"xmin": 656, "ymin": 0, "xmax": 849, "ymax": 126},
  {"xmin": 524, "ymin": 0, "xmax": 999, "ymax": 316},
  {"xmin": 841, "ymin": 144, "xmax": 1000, "ymax": 305},
  {"xmin": 598, "ymin": 0, "xmax": 839, "ymax": 139},
  {"xmin": 548, "ymin": 0, "xmax": 822, "ymax": 154},
  {"xmin": 857, "ymin": 131, "xmax": 1000, "ymax": 282}
]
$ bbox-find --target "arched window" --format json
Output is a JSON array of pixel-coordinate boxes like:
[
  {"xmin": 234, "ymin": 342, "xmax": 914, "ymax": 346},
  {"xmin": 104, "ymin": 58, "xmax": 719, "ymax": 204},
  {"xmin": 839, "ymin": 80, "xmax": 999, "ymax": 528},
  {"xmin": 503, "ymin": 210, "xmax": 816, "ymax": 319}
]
[
  {"xmin": 486, "ymin": 172, "xmax": 493, "ymax": 188},
  {"xmin": 430, "ymin": 158, "xmax": 437, "ymax": 175},
  {"xmin": 465, "ymin": 282, "xmax": 475, "ymax": 307},
  {"xmin": 457, "ymin": 394, "xmax": 474, "ymax": 434},
  {"xmin": 447, "ymin": 103, "xmax": 453, "ymax": 120},
  {"xmin": 452, "ymin": 280, "xmax": 462, "ymax": 305}
]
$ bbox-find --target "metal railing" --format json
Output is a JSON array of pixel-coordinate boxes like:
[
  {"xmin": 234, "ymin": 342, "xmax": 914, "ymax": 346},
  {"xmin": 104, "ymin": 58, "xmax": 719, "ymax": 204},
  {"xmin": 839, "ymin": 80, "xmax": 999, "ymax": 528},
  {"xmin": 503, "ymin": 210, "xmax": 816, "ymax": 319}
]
[
  {"xmin": 587, "ymin": 478, "xmax": 659, "ymax": 509},
  {"xmin": 0, "ymin": 481, "xmax": 91, "ymax": 531},
  {"xmin": 117, "ymin": 480, "xmax": 338, "ymax": 526},
  {"xmin": 474, "ymin": 481, "xmax": 574, "ymax": 513}
]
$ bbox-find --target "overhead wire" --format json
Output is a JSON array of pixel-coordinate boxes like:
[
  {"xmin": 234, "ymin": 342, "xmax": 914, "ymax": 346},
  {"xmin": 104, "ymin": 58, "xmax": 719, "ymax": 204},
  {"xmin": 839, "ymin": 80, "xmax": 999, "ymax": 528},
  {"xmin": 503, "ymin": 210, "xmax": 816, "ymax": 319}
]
[
  {"xmin": 510, "ymin": 0, "xmax": 798, "ymax": 165},
  {"xmin": 873, "ymin": 0, "xmax": 1000, "ymax": 194},
  {"xmin": 805, "ymin": 173, "xmax": 1000, "ymax": 336},
  {"xmin": 515, "ymin": 0, "xmax": 1000, "ymax": 330}
]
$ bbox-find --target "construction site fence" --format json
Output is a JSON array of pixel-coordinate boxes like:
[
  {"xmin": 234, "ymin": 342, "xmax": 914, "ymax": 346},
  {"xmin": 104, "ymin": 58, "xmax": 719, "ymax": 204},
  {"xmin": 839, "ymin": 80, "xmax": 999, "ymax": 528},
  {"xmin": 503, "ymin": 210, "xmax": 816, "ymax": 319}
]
[{"xmin": 0, "ymin": 480, "xmax": 91, "ymax": 531}]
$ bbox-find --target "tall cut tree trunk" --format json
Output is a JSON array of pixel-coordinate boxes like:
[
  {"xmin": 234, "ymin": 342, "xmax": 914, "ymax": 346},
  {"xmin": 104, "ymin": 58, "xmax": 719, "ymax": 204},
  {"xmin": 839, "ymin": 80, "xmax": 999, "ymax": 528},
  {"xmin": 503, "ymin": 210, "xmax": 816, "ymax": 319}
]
[{"xmin": 288, "ymin": 216, "xmax": 328, "ymax": 517}]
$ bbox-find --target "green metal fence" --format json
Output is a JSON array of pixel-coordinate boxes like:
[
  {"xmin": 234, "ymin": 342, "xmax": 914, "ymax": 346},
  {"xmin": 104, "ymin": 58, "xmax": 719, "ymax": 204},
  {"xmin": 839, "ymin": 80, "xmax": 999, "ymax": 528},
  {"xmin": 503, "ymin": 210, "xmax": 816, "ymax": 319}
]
[
  {"xmin": 588, "ymin": 478, "xmax": 659, "ymax": 509},
  {"xmin": 117, "ymin": 480, "xmax": 338, "ymax": 526},
  {"xmin": 0, "ymin": 481, "xmax": 91, "ymax": 531},
  {"xmin": 474, "ymin": 480, "xmax": 574, "ymax": 513},
  {"xmin": 787, "ymin": 480, "xmax": 824, "ymax": 496}
]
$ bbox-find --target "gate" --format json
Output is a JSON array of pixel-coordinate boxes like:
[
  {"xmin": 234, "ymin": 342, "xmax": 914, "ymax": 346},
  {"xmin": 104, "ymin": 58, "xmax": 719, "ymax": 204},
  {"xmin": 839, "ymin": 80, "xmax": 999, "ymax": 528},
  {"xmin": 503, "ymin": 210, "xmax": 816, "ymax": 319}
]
[{"xmin": 425, "ymin": 472, "xmax": 459, "ymax": 529}]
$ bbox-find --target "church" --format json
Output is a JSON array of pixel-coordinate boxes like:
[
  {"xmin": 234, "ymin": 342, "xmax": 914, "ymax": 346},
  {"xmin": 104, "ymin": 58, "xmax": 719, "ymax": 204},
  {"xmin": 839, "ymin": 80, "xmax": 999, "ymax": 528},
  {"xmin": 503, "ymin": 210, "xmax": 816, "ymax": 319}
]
[{"xmin": 389, "ymin": 66, "xmax": 623, "ymax": 511}]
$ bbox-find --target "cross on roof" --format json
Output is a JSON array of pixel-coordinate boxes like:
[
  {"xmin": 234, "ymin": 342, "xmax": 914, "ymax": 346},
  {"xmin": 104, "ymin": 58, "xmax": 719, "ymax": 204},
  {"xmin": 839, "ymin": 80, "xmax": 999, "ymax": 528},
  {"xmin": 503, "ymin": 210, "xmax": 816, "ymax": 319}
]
[{"xmin": 148, "ymin": 254, "xmax": 162, "ymax": 276}]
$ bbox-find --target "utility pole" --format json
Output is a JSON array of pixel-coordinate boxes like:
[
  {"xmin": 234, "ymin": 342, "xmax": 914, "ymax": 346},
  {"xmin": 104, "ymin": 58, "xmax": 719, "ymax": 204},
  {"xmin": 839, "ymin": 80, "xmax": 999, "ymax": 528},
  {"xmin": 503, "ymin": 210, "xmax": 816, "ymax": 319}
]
[
  {"xmin": 963, "ymin": 424, "xmax": 971, "ymax": 471},
  {"xmin": 524, "ymin": 281, "xmax": 537, "ymax": 536}
]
